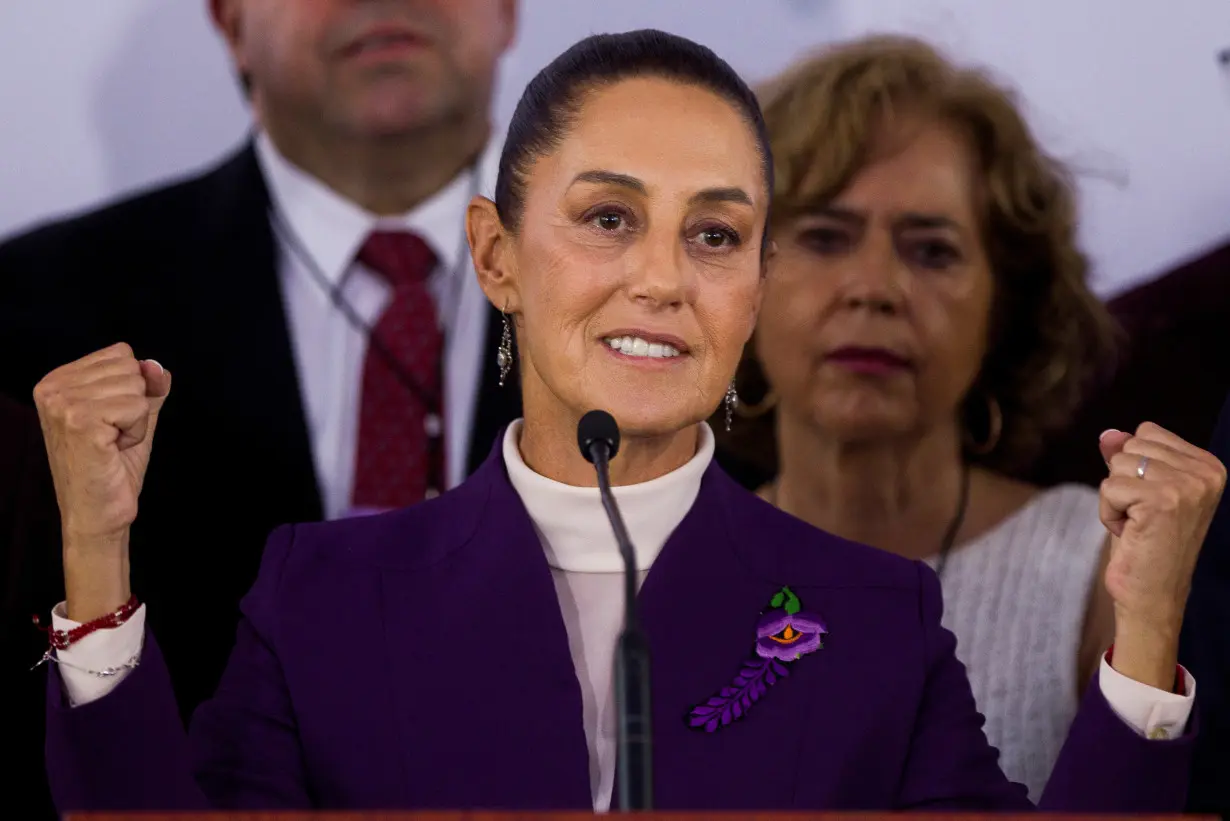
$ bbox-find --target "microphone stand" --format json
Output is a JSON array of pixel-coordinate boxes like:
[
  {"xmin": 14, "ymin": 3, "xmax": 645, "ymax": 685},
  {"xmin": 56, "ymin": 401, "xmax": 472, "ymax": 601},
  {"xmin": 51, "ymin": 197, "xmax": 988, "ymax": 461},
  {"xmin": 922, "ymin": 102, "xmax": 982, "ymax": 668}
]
[{"xmin": 590, "ymin": 442, "xmax": 654, "ymax": 811}]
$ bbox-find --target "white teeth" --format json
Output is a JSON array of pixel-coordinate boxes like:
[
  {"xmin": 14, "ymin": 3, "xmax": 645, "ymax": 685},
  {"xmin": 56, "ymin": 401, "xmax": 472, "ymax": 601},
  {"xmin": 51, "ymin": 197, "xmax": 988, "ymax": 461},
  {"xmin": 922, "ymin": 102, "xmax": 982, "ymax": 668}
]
[{"xmin": 603, "ymin": 336, "xmax": 682, "ymax": 358}]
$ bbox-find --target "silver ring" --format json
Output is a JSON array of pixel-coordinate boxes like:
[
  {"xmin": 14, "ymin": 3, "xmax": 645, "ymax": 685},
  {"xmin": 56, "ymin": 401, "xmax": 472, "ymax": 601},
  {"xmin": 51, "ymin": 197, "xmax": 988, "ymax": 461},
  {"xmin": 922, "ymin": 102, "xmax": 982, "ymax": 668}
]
[{"xmin": 1136, "ymin": 455, "xmax": 1149, "ymax": 479}]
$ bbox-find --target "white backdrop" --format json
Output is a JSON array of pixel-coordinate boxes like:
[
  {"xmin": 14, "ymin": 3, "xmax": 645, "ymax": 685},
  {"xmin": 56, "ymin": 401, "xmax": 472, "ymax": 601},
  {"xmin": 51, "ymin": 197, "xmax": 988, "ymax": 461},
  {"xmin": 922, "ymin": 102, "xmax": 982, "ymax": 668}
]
[{"xmin": 2, "ymin": 0, "xmax": 1229, "ymax": 295}]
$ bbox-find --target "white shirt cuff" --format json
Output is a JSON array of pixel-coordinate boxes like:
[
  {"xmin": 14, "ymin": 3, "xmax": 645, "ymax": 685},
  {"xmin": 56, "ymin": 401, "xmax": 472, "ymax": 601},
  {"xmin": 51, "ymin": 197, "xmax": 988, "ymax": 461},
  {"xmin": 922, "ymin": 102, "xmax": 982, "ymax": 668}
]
[
  {"xmin": 50, "ymin": 601, "xmax": 146, "ymax": 707},
  {"xmin": 1098, "ymin": 656, "xmax": 1195, "ymax": 740}
]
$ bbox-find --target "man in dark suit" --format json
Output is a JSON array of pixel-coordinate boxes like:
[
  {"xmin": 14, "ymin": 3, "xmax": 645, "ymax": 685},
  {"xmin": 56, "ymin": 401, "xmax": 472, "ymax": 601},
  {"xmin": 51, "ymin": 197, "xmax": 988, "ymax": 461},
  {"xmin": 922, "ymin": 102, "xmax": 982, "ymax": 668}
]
[
  {"xmin": 0, "ymin": 2, "xmax": 521, "ymax": 815},
  {"xmin": 0, "ymin": 395, "xmax": 61, "ymax": 821},
  {"xmin": 1030, "ymin": 241, "xmax": 1230, "ymax": 816},
  {"xmin": 1180, "ymin": 394, "xmax": 1230, "ymax": 818}
]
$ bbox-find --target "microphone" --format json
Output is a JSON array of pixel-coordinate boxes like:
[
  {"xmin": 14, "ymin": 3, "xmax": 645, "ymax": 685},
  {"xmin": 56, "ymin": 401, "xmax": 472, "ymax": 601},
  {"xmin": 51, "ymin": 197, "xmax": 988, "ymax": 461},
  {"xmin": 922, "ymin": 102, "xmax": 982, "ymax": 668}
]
[{"xmin": 577, "ymin": 410, "xmax": 653, "ymax": 811}]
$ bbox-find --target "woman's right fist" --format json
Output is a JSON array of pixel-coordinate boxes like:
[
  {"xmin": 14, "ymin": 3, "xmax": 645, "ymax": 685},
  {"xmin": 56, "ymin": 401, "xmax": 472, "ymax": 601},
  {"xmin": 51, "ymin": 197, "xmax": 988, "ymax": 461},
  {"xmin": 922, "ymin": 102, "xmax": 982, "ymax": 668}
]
[{"xmin": 33, "ymin": 343, "xmax": 171, "ymax": 544}]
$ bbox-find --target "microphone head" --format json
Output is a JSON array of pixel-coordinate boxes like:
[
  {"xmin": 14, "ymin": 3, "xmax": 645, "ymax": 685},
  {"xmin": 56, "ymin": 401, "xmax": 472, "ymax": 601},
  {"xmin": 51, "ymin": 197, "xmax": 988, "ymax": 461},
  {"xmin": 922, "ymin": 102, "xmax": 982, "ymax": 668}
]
[{"xmin": 577, "ymin": 409, "xmax": 621, "ymax": 463}]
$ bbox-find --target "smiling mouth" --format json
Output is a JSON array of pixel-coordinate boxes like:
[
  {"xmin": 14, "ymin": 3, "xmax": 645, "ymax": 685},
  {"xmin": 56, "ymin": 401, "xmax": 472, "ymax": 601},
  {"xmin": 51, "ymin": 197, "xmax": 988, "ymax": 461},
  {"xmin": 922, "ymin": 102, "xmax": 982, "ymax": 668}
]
[{"xmin": 603, "ymin": 335, "xmax": 684, "ymax": 360}]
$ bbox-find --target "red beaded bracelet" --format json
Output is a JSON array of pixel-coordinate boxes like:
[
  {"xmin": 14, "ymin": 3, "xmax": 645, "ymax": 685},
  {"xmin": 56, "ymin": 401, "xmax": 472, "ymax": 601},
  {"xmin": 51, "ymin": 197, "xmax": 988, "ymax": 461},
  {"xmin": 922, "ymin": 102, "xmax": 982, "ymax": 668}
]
[{"xmin": 32, "ymin": 595, "xmax": 141, "ymax": 652}]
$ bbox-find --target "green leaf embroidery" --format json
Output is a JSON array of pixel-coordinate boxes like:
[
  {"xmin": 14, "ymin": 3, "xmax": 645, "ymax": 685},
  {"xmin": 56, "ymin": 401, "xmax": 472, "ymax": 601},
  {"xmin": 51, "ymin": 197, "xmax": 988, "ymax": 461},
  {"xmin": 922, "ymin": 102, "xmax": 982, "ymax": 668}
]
[
  {"xmin": 770, "ymin": 591, "xmax": 785, "ymax": 609},
  {"xmin": 783, "ymin": 587, "xmax": 801, "ymax": 616}
]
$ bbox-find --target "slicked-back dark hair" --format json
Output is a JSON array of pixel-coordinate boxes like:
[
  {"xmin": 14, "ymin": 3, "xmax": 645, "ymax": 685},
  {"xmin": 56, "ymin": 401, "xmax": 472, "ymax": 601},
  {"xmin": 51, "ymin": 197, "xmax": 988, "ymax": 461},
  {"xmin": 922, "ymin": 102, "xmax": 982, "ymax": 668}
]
[{"xmin": 494, "ymin": 29, "xmax": 773, "ymax": 251}]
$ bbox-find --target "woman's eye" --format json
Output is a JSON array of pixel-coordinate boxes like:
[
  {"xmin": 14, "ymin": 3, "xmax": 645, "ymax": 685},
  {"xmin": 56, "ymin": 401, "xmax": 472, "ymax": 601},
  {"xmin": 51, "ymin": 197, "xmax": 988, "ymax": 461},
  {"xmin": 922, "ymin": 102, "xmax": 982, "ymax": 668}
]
[
  {"xmin": 592, "ymin": 212, "xmax": 625, "ymax": 231},
  {"xmin": 798, "ymin": 227, "xmax": 849, "ymax": 254},
  {"xmin": 909, "ymin": 239, "xmax": 961, "ymax": 269},
  {"xmin": 693, "ymin": 226, "xmax": 740, "ymax": 250}
]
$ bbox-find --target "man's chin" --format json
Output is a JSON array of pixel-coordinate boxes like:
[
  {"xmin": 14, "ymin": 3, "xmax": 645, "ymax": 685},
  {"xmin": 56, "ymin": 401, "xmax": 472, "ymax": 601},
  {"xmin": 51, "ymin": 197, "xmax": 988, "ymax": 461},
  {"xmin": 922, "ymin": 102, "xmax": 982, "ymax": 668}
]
[{"xmin": 340, "ymin": 87, "xmax": 458, "ymax": 138}]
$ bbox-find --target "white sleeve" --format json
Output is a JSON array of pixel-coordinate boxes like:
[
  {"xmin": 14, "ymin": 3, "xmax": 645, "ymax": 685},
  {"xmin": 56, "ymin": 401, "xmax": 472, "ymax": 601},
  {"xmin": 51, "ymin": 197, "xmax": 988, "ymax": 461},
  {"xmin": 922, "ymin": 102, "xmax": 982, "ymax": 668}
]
[
  {"xmin": 50, "ymin": 602, "xmax": 146, "ymax": 707},
  {"xmin": 1098, "ymin": 656, "xmax": 1195, "ymax": 740}
]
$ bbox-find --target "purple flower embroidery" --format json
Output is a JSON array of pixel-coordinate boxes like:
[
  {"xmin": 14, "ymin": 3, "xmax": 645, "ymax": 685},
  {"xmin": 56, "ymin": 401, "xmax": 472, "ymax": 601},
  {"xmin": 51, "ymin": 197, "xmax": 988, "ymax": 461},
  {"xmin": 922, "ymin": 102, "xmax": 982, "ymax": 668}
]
[
  {"xmin": 755, "ymin": 609, "xmax": 826, "ymax": 661},
  {"xmin": 686, "ymin": 586, "xmax": 824, "ymax": 733}
]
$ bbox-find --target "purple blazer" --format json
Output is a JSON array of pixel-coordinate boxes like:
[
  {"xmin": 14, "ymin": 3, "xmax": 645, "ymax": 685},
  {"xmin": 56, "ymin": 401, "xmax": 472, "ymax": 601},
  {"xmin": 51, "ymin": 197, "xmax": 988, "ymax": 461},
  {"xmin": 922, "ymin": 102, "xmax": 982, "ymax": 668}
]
[{"xmin": 45, "ymin": 444, "xmax": 1194, "ymax": 812}]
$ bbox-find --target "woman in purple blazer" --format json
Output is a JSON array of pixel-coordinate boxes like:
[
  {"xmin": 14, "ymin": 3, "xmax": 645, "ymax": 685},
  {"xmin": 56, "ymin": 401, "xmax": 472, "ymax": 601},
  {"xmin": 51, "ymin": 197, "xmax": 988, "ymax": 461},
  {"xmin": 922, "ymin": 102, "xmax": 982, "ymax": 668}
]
[{"xmin": 32, "ymin": 29, "xmax": 1223, "ymax": 814}]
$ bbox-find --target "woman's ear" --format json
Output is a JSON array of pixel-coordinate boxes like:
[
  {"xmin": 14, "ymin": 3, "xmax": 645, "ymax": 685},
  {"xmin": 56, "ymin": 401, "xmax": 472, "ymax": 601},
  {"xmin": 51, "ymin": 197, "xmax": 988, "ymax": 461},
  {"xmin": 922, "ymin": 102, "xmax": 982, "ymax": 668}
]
[
  {"xmin": 747, "ymin": 240, "xmax": 776, "ymax": 342},
  {"xmin": 761, "ymin": 239, "xmax": 779, "ymax": 276},
  {"xmin": 467, "ymin": 195, "xmax": 519, "ymax": 313}
]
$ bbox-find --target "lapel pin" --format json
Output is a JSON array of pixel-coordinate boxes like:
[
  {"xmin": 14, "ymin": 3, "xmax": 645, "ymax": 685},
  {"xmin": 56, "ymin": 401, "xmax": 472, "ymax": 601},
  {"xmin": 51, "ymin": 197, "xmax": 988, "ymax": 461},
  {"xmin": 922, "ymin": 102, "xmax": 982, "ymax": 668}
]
[{"xmin": 686, "ymin": 586, "xmax": 826, "ymax": 733}]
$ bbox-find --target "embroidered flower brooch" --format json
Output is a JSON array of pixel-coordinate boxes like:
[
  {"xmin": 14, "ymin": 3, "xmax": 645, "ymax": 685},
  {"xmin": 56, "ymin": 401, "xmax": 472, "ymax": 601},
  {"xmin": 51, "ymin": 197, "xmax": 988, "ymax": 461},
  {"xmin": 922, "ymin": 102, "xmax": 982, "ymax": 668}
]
[{"xmin": 686, "ymin": 586, "xmax": 826, "ymax": 733}]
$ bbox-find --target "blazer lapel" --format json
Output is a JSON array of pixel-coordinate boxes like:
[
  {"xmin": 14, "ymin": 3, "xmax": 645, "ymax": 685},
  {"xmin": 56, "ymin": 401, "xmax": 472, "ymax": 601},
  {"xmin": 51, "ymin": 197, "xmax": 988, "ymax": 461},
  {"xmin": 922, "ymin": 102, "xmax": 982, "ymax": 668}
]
[
  {"xmin": 618, "ymin": 465, "xmax": 828, "ymax": 810},
  {"xmin": 381, "ymin": 452, "xmax": 591, "ymax": 809}
]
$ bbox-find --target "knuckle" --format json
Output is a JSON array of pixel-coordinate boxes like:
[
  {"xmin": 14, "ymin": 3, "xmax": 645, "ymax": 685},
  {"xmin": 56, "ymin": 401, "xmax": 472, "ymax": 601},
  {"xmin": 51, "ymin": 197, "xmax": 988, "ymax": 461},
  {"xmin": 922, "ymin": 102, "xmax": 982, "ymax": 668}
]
[
  {"xmin": 1155, "ymin": 485, "xmax": 1183, "ymax": 512},
  {"xmin": 109, "ymin": 341, "xmax": 134, "ymax": 358},
  {"xmin": 45, "ymin": 397, "xmax": 67, "ymax": 421},
  {"xmin": 1178, "ymin": 473, "xmax": 1204, "ymax": 498},
  {"xmin": 1207, "ymin": 458, "xmax": 1228, "ymax": 491},
  {"xmin": 1135, "ymin": 421, "xmax": 1160, "ymax": 438},
  {"xmin": 61, "ymin": 404, "xmax": 92, "ymax": 433},
  {"xmin": 87, "ymin": 426, "xmax": 115, "ymax": 451},
  {"xmin": 115, "ymin": 356, "xmax": 141, "ymax": 377}
]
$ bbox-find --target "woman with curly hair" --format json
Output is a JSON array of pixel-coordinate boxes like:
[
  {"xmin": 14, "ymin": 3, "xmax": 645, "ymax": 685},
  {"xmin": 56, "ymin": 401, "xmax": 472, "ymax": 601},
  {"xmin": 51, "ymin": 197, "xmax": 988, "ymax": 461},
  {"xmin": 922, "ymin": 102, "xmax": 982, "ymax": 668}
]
[{"xmin": 722, "ymin": 35, "xmax": 1198, "ymax": 799}]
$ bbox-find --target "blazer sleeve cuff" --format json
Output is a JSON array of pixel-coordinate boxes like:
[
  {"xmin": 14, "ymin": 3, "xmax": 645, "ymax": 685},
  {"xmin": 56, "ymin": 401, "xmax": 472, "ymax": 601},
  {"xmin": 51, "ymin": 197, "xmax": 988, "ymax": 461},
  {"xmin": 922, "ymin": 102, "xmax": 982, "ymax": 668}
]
[
  {"xmin": 51, "ymin": 601, "xmax": 147, "ymax": 707},
  {"xmin": 1098, "ymin": 654, "xmax": 1195, "ymax": 740}
]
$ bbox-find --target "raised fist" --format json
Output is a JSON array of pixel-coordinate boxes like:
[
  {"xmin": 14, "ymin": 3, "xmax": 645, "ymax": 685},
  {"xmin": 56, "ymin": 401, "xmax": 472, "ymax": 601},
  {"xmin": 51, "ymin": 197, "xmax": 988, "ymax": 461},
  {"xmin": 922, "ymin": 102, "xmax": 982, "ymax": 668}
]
[
  {"xmin": 1097, "ymin": 422, "xmax": 1225, "ymax": 688},
  {"xmin": 33, "ymin": 342, "xmax": 171, "ymax": 544}
]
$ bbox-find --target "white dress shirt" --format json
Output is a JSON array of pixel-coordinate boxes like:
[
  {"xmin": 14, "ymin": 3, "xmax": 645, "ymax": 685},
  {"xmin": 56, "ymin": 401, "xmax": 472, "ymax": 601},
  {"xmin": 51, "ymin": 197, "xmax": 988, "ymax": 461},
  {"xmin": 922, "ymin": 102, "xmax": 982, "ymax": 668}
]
[
  {"xmin": 255, "ymin": 132, "xmax": 498, "ymax": 516},
  {"xmin": 51, "ymin": 419, "xmax": 1196, "ymax": 812}
]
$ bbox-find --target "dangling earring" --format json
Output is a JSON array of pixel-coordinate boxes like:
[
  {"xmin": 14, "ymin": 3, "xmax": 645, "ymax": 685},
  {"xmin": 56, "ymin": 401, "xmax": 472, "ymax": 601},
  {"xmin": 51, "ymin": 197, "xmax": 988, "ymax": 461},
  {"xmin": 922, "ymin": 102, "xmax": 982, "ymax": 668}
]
[
  {"xmin": 724, "ymin": 381, "xmax": 739, "ymax": 432},
  {"xmin": 496, "ymin": 308, "xmax": 513, "ymax": 387}
]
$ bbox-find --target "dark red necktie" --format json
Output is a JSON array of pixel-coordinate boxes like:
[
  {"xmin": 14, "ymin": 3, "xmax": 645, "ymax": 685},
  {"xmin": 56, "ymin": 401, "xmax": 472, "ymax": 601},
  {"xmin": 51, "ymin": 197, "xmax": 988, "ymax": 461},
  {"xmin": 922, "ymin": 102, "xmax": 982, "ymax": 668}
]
[{"xmin": 351, "ymin": 231, "xmax": 444, "ymax": 509}]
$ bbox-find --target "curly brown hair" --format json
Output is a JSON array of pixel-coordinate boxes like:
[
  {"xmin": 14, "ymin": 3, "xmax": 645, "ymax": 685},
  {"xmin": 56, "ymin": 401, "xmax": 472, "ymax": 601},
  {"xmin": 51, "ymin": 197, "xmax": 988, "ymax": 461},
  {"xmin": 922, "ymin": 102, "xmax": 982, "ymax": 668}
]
[{"xmin": 720, "ymin": 34, "xmax": 1119, "ymax": 480}]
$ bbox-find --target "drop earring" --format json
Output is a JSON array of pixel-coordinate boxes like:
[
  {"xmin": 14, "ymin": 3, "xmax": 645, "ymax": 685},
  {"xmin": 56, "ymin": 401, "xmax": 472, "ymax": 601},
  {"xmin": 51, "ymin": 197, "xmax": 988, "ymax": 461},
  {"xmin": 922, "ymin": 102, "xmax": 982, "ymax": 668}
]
[
  {"xmin": 724, "ymin": 381, "xmax": 739, "ymax": 432},
  {"xmin": 497, "ymin": 308, "xmax": 513, "ymax": 387}
]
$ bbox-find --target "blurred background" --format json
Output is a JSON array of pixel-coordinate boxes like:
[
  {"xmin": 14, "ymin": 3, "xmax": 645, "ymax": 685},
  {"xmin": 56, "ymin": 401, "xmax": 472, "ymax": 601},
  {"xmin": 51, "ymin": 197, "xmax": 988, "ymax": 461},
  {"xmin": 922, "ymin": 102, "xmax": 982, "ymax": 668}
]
[{"xmin": 2, "ymin": 0, "xmax": 1229, "ymax": 294}]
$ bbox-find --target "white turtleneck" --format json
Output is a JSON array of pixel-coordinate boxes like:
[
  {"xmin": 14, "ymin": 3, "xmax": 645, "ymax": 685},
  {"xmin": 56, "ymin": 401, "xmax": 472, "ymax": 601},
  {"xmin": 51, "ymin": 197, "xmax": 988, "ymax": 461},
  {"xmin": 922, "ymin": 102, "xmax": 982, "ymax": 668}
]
[{"xmin": 502, "ymin": 420, "xmax": 714, "ymax": 810}]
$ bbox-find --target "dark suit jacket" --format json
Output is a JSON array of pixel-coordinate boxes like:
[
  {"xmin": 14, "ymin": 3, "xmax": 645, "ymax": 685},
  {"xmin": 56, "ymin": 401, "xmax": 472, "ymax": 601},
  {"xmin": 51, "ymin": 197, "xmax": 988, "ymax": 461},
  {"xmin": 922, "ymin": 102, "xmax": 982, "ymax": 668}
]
[
  {"xmin": 0, "ymin": 144, "xmax": 520, "ymax": 817},
  {"xmin": 0, "ymin": 395, "xmax": 61, "ymax": 821},
  {"xmin": 46, "ymin": 442, "xmax": 1193, "ymax": 813},
  {"xmin": 1181, "ymin": 394, "xmax": 1230, "ymax": 817},
  {"xmin": 1029, "ymin": 239, "xmax": 1230, "ymax": 817}
]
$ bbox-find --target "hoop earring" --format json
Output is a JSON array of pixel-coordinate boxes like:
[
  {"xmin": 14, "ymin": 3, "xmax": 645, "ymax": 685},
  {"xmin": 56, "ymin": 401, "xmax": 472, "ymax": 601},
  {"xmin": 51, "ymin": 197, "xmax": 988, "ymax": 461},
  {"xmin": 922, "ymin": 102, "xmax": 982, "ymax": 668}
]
[
  {"xmin": 965, "ymin": 394, "xmax": 1003, "ymax": 456},
  {"xmin": 724, "ymin": 381, "xmax": 739, "ymax": 432},
  {"xmin": 496, "ymin": 308, "xmax": 513, "ymax": 387},
  {"xmin": 734, "ymin": 389, "xmax": 777, "ymax": 419}
]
